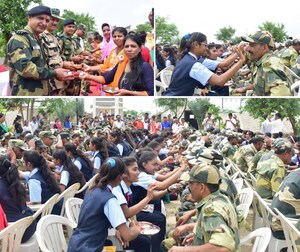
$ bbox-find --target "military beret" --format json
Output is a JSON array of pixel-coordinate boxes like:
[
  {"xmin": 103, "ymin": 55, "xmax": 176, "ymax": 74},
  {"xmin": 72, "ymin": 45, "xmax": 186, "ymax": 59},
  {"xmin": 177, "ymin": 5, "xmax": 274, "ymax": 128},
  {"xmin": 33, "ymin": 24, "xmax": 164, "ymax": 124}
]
[
  {"xmin": 183, "ymin": 163, "xmax": 221, "ymax": 185},
  {"xmin": 77, "ymin": 24, "xmax": 87, "ymax": 33},
  {"xmin": 27, "ymin": 6, "xmax": 51, "ymax": 16},
  {"xmin": 241, "ymin": 31, "xmax": 275, "ymax": 48},
  {"xmin": 50, "ymin": 8, "xmax": 63, "ymax": 20},
  {"xmin": 63, "ymin": 19, "xmax": 76, "ymax": 26},
  {"xmin": 8, "ymin": 139, "xmax": 29, "ymax": 151}
]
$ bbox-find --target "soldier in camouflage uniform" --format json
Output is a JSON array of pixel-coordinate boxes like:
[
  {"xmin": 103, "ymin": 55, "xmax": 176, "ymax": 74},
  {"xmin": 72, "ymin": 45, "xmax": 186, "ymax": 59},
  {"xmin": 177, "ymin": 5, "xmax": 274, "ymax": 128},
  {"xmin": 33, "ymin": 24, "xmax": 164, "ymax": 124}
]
[
  {"xmin": 39, "ymin": 112, "xmax": 51, "ymax": 130},
  {"xmin": 256, "ymin": 138, "xmax": 295, "ymax": 199},
  {"xmin": 8, "ymin": 139, "xmax": 28, "ymax": 171},
  {"xmin": 221, "ymin": 135, "xmax": 238, "ymax": 160},
  {"xmin": 234, "ymin": 135, "xmax": 264, "ymax": 173},
  {"xmin": 279, "ymin": 39, "xmax": 300, "ymax": 68},
  {"xmin": 241, "ymin": 31, "xmax": 292, "ymax": 96},
  {"xmin": 6, "ymin": 6, "xmax": 70, "ymax": 96},
  {"xmin": 168, "ymin": 164, "xmax": 240, "ymax": 252},
  {"xmin": 270, "ymin": 168, "xmax": 300, "ymax": 240},
  {"xmin": 41, "ymin": 8, "xmax": 76, "ymax": 95}
]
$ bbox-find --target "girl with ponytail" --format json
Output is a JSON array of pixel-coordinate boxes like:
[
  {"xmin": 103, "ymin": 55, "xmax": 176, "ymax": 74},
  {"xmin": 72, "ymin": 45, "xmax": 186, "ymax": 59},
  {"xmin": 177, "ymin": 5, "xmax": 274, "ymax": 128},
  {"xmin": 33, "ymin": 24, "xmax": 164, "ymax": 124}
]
[
  {"xmin": 68, "ymin": 157, "xmax": 141, "ymax": 252},
  {"xmin": 0, "ymin": 155, "xmax": 37, "ymax": 242}
]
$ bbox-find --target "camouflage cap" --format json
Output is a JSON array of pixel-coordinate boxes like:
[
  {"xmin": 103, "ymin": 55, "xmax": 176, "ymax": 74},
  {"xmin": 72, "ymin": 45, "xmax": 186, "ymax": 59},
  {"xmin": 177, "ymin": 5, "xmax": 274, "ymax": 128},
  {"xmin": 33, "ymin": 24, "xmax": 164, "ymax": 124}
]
[
  {"xmin": 0, "ymin": 147, "xmax": 7, "ymax": 156},
  {"xmin": 50, "ymin": 8, "xmax": 63, "ymax": 20},
  {"xmin": 241, "ymin": 31, "xmax": 275, "ymax": 48},
  {"xmin": 186, "ymin": 163, "xmax": 221, "ymax": 184},
  {"xmin": 24, "ymin": 134, "xmax": 35, "ymax": 142},
  {"xmin": 59, "ymin": 132, "xmax": 70, "ymax": 140},
  {"xmin": 72, "ymin": 130, "xmax": 84, "ymax": 138},
  {"xmin": 87, "ymin": 129, "xmax": 95, "ymax": 135},
  {"xmin": 8, "ymin": 139, "xmax": 29, "ymax": 151},
  {"xmin": 292, "ymin": 38, "xmax": 300, "ymax": 45},
  {"xmin": 273, "ymin": 138, "xmax": 297, "ymax": 154},
  {"xmin": 77, "ymin": 24, "xmax": 87, "ymax": 33},
  {"xmin": 87, "ymin": 32, "xmax": 94, "ymax": 38},
  {"xmin": 179, "ymin": 139, "xmax": 189, "ymax": 149},
  {"xmin": 34, "ymin": 138, "xmax": 47, "ymax": 148},
  {"xmin": 196, "ymin": 149, "xmax": 224, "ymax": 166},
  {"xmin": 39, "ymin": 131, "xmax": 56, "ymax": 139},
  {"xmin": 188, "ymin": 134, "xmax": 197, "ymax": 142},
  {"xmin": 63, "ymin": 19, "xmax": 75, "ymax": 26}
]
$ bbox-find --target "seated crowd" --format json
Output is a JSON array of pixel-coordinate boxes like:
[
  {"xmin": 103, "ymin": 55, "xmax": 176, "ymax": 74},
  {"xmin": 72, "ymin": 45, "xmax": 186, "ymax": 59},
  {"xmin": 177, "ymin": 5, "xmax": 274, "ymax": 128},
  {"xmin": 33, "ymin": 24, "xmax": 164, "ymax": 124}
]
[{"xmin": 1, "ymin": 111, "xmax": 300, "ymax": 251}]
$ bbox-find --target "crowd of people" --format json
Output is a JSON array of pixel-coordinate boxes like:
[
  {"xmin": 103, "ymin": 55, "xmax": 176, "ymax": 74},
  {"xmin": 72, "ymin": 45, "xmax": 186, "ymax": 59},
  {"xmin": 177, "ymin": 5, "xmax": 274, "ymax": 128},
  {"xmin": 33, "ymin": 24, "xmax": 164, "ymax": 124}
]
[
  {"xmin": 0, "ymin": 107, "xmax": 300, "ymax": 251},
  {"xmin": 5, "ymin": 6, "xmax": 154, "ymax": 96},
  {"xmin": 156, "ymin": 31, "xmax": 300, "ymax": 96}
]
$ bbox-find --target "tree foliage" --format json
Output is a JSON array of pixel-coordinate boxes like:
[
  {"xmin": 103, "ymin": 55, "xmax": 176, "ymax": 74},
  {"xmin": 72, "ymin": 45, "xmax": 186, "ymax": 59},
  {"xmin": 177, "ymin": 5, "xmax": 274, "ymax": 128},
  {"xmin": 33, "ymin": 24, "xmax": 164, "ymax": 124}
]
[
  {"xmin": 154, "ymin": 98, "xmax": 187, "ymax": 118},
  {"xmin": 258, "ymin": 21, "xmax": 288, "ymax": 42},
  {"xmin": 155, "ymin": 16, "xmax": 179, "ymax": 45},
  {"xmin": 0, "ymin": 0, "xmax": 42, "ymax": 56},
  {"xmin": 242, "ymin": 98, "xmax": 300, "ymax": 135},
  {"xmin": 135, "ymin": 22, "xmax": 153, "ymax": 33},
  {"xmin": 188, "ymin": 99, "xmax": 220, "ymax": 129},
  {"xmin": 215, "ymin": 26, "xmax": 236, "ymax": 44}
]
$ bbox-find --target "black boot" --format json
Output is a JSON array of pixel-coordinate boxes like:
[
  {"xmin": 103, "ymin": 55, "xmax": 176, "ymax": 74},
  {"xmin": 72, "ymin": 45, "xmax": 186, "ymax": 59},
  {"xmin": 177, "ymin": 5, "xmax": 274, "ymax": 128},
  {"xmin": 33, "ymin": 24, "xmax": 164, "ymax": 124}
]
[{"xmin": 86, "ymin": 83, "xmax": 93, "ymax": 93}]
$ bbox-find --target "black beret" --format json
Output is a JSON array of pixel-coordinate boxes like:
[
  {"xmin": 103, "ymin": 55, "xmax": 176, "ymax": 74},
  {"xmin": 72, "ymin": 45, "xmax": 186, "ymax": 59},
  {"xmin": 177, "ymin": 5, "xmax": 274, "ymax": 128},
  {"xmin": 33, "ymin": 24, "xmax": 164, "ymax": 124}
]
[
  {"xmin": 27, "ymin": 6, "xmax": 51, "ymax": 16},
  {"xmin": 63, "ymin": 19, "xmax": 76, "ymax": 26}
]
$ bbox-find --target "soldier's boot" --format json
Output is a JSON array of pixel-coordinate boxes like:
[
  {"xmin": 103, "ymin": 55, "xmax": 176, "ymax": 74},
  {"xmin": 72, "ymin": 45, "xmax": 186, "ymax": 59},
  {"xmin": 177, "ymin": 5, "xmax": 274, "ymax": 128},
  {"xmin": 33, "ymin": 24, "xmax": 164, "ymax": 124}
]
[{"xmin": 86, "ymin": 82, "xmax": 93, "ymax": 93}]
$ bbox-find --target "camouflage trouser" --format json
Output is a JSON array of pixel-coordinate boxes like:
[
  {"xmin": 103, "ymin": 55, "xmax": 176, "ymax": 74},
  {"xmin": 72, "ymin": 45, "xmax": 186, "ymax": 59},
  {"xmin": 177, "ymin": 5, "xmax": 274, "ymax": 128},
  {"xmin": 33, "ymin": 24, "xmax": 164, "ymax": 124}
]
[
  {"xmin": 160, "ymin": 230, "xmax": 176, "ymax": 252},
  {"xmin": 65, "ymin": 79, "xmax": 81, "ymax": 96},
  {"xmin": 81, "ymin": 79, "xmax": 91, "ymax": 93}
]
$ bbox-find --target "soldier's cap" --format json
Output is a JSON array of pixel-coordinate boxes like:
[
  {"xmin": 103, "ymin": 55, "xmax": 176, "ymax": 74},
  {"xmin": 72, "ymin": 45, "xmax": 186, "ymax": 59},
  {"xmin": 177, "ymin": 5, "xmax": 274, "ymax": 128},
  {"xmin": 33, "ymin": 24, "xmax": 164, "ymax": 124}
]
[
  {"xmin": 196, "ymin": 149, "xmax": 224, "ymax": 166},
  {"xmin": 59, "ymin": 132, "xmax": 70, "ymax": 140},
  {"xmin": 63, "ymin": 19, "xmax": 76, "ymax": 26},
  {"xmin": 72, "ymin": 130, "xmax": 84, "ymax": 138},
  {"xmin": 179, "ymin": 140, "xmax": 189, "ymax": 149},
  {"xmin": 181, "ymin": 163, "xmax": 221, "ymax": 185},
  {"xmin": 39, "ymin": 131, "xmax": 56, "ymax": 139},
  {"xmin": 285, "ymin": 39, "xmax": 293, "ymax": 47},
  {"xmin": 34, "ymin": 138, "xmax": 47, "ymax": 149},
  {"xmin": 50, "ymin": 8, "xmax": 63, "ymax": 20},
  {"xmin": 292, "ymin": 39, "xmax": 300, "ymax": 45},
  {"xmin": 273, "ymin": 138, "xmax": 298, "ymax": 154},
  {"xmin": 1, "ymin": 132, "xmax": 13, "ymax": 141},
  {"xmin": 77, "ymin": 24, "xmax": 87, "ymax": 33},
  {"xmin": 0, "ymin": 147, "xmax": 7, "ymax": 157},
  {"xmin": 241, "ymin": 31, "xmax": 275, "ymax": 48},
  {"xmin": 8, "ymin": 139, "xmax": 29, "ymax": 151},
  {"xmin": 87, "ymin": 129, "xmax": 95, "ymax": 135},
  {"xmin": 24, "ymin": 134, "xmax": 35, "ymax": 142},
  {"xmin": 87, "ymin": 32, "xmax": 94, "ymax": 38},
  {"xmin": 27, "ymin": 6, "xmax": 51, "ymax": 16},
  {"xmin": 188, "ymin": 134, "xmax": 197, "ymax": 142}
]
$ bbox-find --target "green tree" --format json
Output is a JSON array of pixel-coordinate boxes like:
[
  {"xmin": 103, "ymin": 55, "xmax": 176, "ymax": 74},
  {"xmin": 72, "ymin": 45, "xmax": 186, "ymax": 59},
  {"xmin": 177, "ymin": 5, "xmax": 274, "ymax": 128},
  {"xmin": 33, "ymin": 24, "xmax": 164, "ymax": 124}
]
[
  {"xmin": 188, "ymin": 99, "xmax": 220, "ymax": 129},
  {"xmin": 154, "ymin": 98, "xmax": 187, "ymax": 118},
  {"xmin": 258, "ymin": 21, "xmax": 288, "ymax": 42},
  {"xmin": 242, "ymin": 98, "xmax": 300, "ymax": 134},
  {"xmin": 124, "ymin": 110, "xmax": 139, "ymax": 118},
  {"xmin": 136, "ymin": 22, "xmax": 153, "ymax": 33},
  {"xmin": 0, "ymin": 0, "xmax": 42, "ymax": 56},
  {"xmin": 215, "ymin": 26, "xmax": 236, "ymax": 44},
  {"xmin": 155, "ymin": 16, "xmax": 179, "ymax": 45},
  {"xmin": 57, "ymin": 10, "xmax": 97, "ymax": 35}
]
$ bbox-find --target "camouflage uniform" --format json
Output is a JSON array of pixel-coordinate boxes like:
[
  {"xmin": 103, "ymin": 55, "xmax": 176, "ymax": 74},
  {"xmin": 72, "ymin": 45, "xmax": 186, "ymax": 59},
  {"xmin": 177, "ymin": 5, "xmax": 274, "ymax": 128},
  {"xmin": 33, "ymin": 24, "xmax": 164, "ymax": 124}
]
[
  {"xmin": 6, "ymin": 25, "xmax": 56, "ymax": 96},
  {"xmin": 242, "ymin": 31, "xmax": 292, "ymax": 96},
  {"xmin": 221, "ymin": 141, "xmax": 237, "ymax": 160},
  {"xmin": 190, "ymin": 165, "xmax": 240, "ymax": 251},
  {"xmin": 234, "ymin": 143, "xmax": 258, "ymax": 173},
  {"xmin": 255, "ymin": 139, "xmax": 290, "ymax": 199},
  {"xmin": 41, "ymin": 30, "xmax": 65, "ymax": 95},
  {"xmin": 279, "ymin": 47, "xmax": 298, "ymax": 68},
  {"xmin": 270, "ymin": 169, "xmax": 300, "ymax": 238},
  {"xmin": 248, "ymin": 149, "xmax": 271, "ymax": 176}
]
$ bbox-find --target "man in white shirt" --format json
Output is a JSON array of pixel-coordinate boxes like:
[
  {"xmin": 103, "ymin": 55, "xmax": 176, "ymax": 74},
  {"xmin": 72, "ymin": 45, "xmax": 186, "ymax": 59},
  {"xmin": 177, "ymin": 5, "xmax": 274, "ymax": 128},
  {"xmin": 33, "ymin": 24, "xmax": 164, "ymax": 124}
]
[
  {"xmin": 224, "ymin": 113, "xmax": 236, "ymax": 131},
  {"xmin": 268, "ymin": 112, "xmax": 283, "ymax": 134},
  {"xmin": 29, "ymin": 116, "xmax": 39, "ymax": 134},
  {"xmin": 202, "ymin": 113, "xmax": 215, "ymax": 130},
  {"xmin": 113, "ymin": 115, "xmax": 125, "ymax": 129}
]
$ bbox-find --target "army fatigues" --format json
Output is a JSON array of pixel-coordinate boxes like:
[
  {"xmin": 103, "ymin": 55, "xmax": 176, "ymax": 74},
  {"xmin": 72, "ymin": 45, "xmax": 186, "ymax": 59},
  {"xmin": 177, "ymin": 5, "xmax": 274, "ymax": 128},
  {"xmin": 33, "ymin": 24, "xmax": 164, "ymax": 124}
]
[
  {"xmin": 234, "ymin": 144, "xmax": 258, "ymax": 173},
  {"xmin": 193, "ymin": 190, "xmax": 240, "ymax": 251},
  {"xmin": 255, "ymin": 154, "xmax": 286, "ymax": 199},
  {"xmin": 251, "ymin": 51, "xmax": 292, "ymax": 96},
  {"xmin": 6, "ymin": 25, "xmax": 56, "ymax": 96},
  {"xmin": 57, "ymin": 33, "xmax": 82, "ymax": 95},
  {"xmin": 270, "ymin": 169, "xmax": 300, "ymax": 239},
  {"xmin": 221, "ymin": 142, "xmax": 237, "ymax": 160},
  {"xmin": 248, "ymin": 149, "xmax": 270, "ymax": 176},
  {"xmin": 40, "ymin": 30, "xmax": 65, "ymax": 95},
  {"xmin": 279, "ymin": 47, "xmax": 298, "ymax": 68},
  {"xmin": 84, "ymin": 40, "xmax": 94, "ymax": 52}
]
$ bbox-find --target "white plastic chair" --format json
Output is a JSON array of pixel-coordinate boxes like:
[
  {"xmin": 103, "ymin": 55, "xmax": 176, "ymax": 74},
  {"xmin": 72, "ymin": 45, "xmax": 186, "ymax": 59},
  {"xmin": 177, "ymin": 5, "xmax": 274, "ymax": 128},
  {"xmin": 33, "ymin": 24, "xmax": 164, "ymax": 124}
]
[
  {"xmin": 76, "ymin": 174, "xmax": 98, "ymax": 195},
  {"xmin": 155, "ymin": 80, "xmax": 168, "ymax": 96},
  {"xmin": 291, "ymin": 80, "xmax": 300, "ymax": 96},
  {"xmin": 57, "ymin": 182, "xmax": 81, "ymax": 216},
  {"xmin": 233, "ymin": 178, "xmax": 243, "ymax": 192},
  {"xmin": 274, "ymin": 208, "xmax": 300, "ymax": 252},
  {"xmin": 253, "ymin": 191, "xmax": 288, "ymax": 252},
  {"xmin": 160, "ymin": 69, "xmax": 173, "ymax": 87},
  {"xmin": 240, "ymin": 227, "xmax": 272, "ymax": 252},
  {"xmin": 237, "ymin": 203, "xmax": 250, "ymax": 220},
  {"xmin": 238, "ymin": 187, "xmax": 253, "ymax": 208},
  {"xmin": 65, "ymin": 198, "xmax": 83, "ymax": 225},
  {"xmin": 0, "ymin": 216, "xmax": 33, "ymax": 252},
  {"xmin": 36, "ymin": 215, "xmax": 76, "ymax": 252},
  {"xmin": 249, "ymin": 172, "xmax": 257, "ymax": 187}
]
